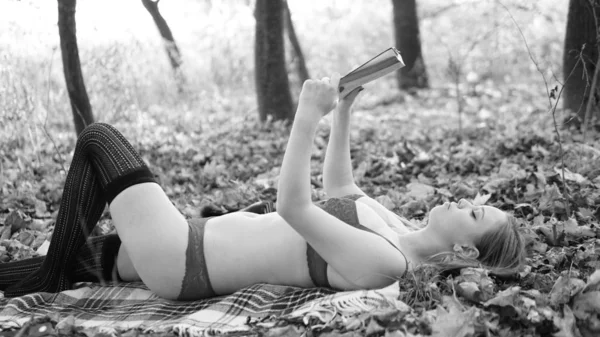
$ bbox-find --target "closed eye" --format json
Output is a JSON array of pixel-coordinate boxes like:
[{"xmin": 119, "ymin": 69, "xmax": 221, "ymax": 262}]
[{"xmin": 472, "ymin": 208, "xmax": 484, "ymax": 220}]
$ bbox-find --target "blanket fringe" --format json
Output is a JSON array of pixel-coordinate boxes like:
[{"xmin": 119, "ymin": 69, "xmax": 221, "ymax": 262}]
[{"xmin": 286, "ymin": 282, "xmax": 409, "ymax": 327}]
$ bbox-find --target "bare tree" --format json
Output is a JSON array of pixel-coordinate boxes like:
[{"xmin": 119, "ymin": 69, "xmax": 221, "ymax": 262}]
[
  {"xmin": 563, "ymin": 0, "xmax": 600, "ymax": 128},
  {"xmin": 141, "ymin": 0, "xmax": 185, "ymax": 91},
  {"xmin": 391, "ymin": 0, "xmax": 429, "ymax": 90},
  {"xmin": 57, "ymin": 0, "xmax": 94, "ymax": 136},
  {"xmin": 283, "ymin": 0, "xmax": 309, "ymax": 84},
  {"xmin": 254, "ymin": 0, "xmax": 294, "ymax": 121}
]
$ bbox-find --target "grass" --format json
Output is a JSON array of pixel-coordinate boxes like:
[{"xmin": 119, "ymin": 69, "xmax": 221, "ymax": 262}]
[
  {"xmin": 1, "ymin": 0, "xmax": 567, "ymax": 141},
  {"xmin": 4, "ymin": 0, "xmax": 600, "ymax": 332}
]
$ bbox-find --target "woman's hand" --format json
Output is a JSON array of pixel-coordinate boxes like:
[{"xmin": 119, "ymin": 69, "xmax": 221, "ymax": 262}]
[{"xmin": 296, "ymin": 74, "xmax": 341, "ymax": 123}]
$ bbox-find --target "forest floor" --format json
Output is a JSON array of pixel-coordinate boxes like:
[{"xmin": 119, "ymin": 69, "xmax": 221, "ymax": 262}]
[{"xmin": 1, "ymin": 77, "xmax": 600, "ymax": 336}]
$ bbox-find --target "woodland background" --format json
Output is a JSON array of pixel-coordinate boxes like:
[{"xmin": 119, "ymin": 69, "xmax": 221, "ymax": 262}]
[{"xmin": 1, "ymin": 0, "xmax": 600, "ymax": 336}]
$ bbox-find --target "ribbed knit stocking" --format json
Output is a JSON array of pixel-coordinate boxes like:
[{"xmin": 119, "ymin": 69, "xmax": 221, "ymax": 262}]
[
  {"xmin": 4, "ymin": 123, "xmax": 155, "ymax": 297},
  {"xmin": 0, "ymin": 234, "xmax": 122, "ymax": 291}
]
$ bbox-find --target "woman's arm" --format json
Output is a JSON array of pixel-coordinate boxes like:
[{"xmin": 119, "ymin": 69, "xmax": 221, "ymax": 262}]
[
  {"xmin": 322, "ymin": 88, "xmax": 365, "ymax": 198},
  {"xmin": 277, "ymin": 77, "xmax": 339, "ymax": 210},
  {"xmin": 277, "ymin": 77, "xmax": 406, "ymax": 288},
  {"xmin": 321, "ymin": 89, "xmax": 410, "ymax": 230}
]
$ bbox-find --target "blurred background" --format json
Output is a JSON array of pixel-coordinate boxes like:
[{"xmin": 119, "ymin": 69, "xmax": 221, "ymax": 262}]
[{"xmin": 1, "ymin": 0, "xmax": 568, "ymax": 135}]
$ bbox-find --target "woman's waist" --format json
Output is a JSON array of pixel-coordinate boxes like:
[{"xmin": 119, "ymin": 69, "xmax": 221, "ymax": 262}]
[{"xmin": 205, "ymin": 220, "xmax": 312, "ymax": 290}]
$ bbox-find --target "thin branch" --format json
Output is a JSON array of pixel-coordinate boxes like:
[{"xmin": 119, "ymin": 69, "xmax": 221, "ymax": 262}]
[
  {"xmin": 40, "ymin": 47, "xmax": 67, "ymax": 175},
  {"xmin": 497, "ymin": 0, "xmax": 553, "ymax": 109},
  {"xmin": 498, "ymin": 0, "xmax": 573, "ymax": 217},
  {"xmin": 550, "ymin": 60, "xmax": 580, "ymax": 217}
]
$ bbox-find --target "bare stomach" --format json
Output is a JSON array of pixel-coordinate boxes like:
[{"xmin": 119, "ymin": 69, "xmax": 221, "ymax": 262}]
[
  {"xmin": 203, "ymin": 212, "xmax": 313, "ymax": 294},
  {"xmin": 203, "ymin": 212, "xmax": 362, "ymax": 294},
  {"xmin": 116, "ymin": 210, "xmax": 375, "ymax": 294}
]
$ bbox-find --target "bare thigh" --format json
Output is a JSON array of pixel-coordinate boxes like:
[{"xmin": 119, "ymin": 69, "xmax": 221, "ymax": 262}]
[
  {"xmin": 116, "ymin": 245, "xmax": 140, "ymax": 281},
  {"xmin": 109, "ymin": 182, "xmax": 188, "ymax": 300}
]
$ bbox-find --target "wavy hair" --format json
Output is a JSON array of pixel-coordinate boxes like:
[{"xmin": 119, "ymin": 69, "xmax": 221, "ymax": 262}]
[{"xmin": 424, "ymin": 214, "xmax": 526, "ymax": 276}]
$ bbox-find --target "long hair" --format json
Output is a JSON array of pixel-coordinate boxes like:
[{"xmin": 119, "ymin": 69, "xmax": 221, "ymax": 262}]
[{"xmin": 423, "ymin": 214, "xmax": 526, "ymax": 276}]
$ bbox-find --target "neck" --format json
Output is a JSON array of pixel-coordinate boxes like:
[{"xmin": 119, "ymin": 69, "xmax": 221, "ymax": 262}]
[{"xmin": 396, "ymin": 226, "xmax": 451, "ymax": 267}]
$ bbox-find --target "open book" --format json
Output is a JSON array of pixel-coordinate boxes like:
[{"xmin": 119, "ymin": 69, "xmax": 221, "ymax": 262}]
[{"xmin": 339, "ymin": 47, "xmax": 405, "ymax": 97}]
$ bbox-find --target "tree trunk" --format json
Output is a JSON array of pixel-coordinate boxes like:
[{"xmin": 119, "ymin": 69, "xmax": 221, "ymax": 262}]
[
  {"xmin": 57, "ymin": 0, "xmax": 94, "ymax": 136},
  {"xmin": 141, "ymin": 0, "xmax": 185, "ymax": 91},
  {"xmin": 254, "ymin": 0, "xmax": 294, "ymax": 121},
  {"xmin": 563, "ymin": 0, "xmax": 599, "ymax": 127},
  {"xmin": 392, "ymin": 0, "xmax": 429, "ymax": 90},
  {"xmin": 283, "ymin": 0, "xmax": 309, "ymax": 84}
]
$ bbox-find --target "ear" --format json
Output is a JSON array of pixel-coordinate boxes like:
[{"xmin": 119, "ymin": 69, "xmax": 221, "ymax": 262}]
[{"xmin": 453, "ymin": 244, "xmax": 480, "ymax": 260}]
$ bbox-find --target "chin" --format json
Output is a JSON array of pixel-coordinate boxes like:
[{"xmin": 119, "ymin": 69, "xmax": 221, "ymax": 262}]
[
  {"xmin": 430, "ymin": 204, "xmax": 445, "ymax": 215},
  {"xmin": 427, "ymin": 204, "xmax": 447, "ymax": 227}
]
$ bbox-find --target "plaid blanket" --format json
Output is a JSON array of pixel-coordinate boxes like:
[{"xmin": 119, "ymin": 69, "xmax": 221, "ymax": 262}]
[{"xmin": 0, "ymin": 281, "xmax": 408, "ymax": 336}]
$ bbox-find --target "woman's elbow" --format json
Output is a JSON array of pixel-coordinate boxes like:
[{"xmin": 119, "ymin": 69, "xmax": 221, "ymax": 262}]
[{"xmin": 276, "ymin": 201, "xmax": 310, "ymax": 223}]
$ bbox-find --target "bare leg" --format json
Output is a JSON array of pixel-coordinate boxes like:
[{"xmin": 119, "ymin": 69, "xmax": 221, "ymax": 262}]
[
  {"xmin": 115, "ymin": 244, "xmax": 140, "ymax": 281},
  {"xmin": 110, "ymin": 183, "xmax": 188, "ymax": 298},
  {"xmin": 5, "ymin": 123, "xmax": 156, "ymax": 297}
]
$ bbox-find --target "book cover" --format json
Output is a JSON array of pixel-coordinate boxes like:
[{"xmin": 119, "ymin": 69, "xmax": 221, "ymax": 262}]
[{"xmin": 339, "ymin": 47, "xmax": 405, "ymax": 97}]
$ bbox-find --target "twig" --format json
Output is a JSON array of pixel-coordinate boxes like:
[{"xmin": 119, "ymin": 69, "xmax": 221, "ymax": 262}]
[
  {"xmin": 435, "ymin": 25, "xmax": 496, "ymax": 139},
  {"xmin": 549, "ymin": 58, "xmax": 582, "ymax": 218},
  {"xmin": 39, "ymin": 47, "xmax": 67, "ymax": 175},
  {"xmin": 498, "ymin": 0, "xmax": 572, "ymax": 217},
  {"xmin": 497, "ymin": 1, "xmax": 553, "ymax": 108}
]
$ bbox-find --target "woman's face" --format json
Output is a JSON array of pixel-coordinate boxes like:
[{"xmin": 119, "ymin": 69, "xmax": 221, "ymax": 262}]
[{"xmin": 427, "ymin": 199, "xmax": 508, "ymax": 246}]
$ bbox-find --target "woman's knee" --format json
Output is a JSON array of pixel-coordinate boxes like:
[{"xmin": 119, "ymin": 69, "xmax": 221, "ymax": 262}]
[{"xmin": 77, "ymin": 123, "xmax": 113, "ymax": 143}]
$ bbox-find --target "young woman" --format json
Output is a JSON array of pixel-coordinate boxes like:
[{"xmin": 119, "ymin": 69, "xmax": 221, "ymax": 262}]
[{"xmin": 0, "ymin": 74, "xmax": 525, "ymax": 300}]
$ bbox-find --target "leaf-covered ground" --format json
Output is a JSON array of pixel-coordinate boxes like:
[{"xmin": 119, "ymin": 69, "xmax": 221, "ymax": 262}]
[{"xmin": 1, "ymin": 80, "xmax": 599, "ymax": 336}]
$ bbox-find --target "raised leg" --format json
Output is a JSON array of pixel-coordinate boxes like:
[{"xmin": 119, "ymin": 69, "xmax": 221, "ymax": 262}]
[
  {"xmin": 4, "ymin": 123, "xmax": 155, "ymax": 297},
  {"xmin": 109, "ymin": 183, "xmax": 189, "ymax": 299}
]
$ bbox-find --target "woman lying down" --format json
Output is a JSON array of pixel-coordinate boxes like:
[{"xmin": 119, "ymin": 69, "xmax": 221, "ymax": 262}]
[{"xmin": 0, "ymin": 74, "xmax": 525, "ymax": 300}]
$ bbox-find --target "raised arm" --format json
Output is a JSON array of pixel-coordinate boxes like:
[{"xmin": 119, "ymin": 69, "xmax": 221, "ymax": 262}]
[
  {"xmin": 322, "ymin": 88, "xmax": 365, "ymax": 198},
  {"xmin": 277, "ymin": 77, "xmax": 405, "ymax": 288},
  {"xmin": 322, "ymin": 88, "xmax": 412, "ymax": 231}
]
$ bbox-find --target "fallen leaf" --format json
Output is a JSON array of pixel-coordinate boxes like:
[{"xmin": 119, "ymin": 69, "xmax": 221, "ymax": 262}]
[
  {"xmin": 365, "ymin": 317, "xmax": 386, "ymax": 336},
  {"xmin": 472, "ymin": 193, "xmax": 491, "ymax": 206},
  {"xmin": 0, "ymin": 225, "xmax": 11, "ymax": 241},
  {"xmin": 555, "ymin": 167, "xmax": 588, "ymax": 185},
  {"xmin": 549, "ymin": 276, "xmax": 586, "ymax": 306},
  {"xmin": 406, "ymin": 182, "xmax": 435, "ymax": 199},
  {"xmin": 572, "ymin": 291, "xmax": 600, "ymax": 336},
  {"xmin": 553, "ymin": 305, "xmax": 582, "ymax": 337},
  {"xmin": 36, "ymin": 240, "xmax": 50, "ymax": 256},
  {"xmin": 56, "ymin": 315, "xmax": 77, "ymax": 335},
  {"xmin": 454, "ymin": 268, "xmax": 495, "ymax": 303},
  {"xmin": 5, "ymin": 210, "xmax": 30, "ymax": 235},
  {"xmin": 264, "ymin": 325, "xmax": 305, "ymax": 337},
  {"xmin": 538, "ymin": 184, "xmax": 566, "ymax": 214},
  {"xmin": 583, "ymin": 269, "xmax": 600, "ymax": 292},
  {"xmin": 430, "ymin": 305, "xmax": 478, "ymax": 337}
]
